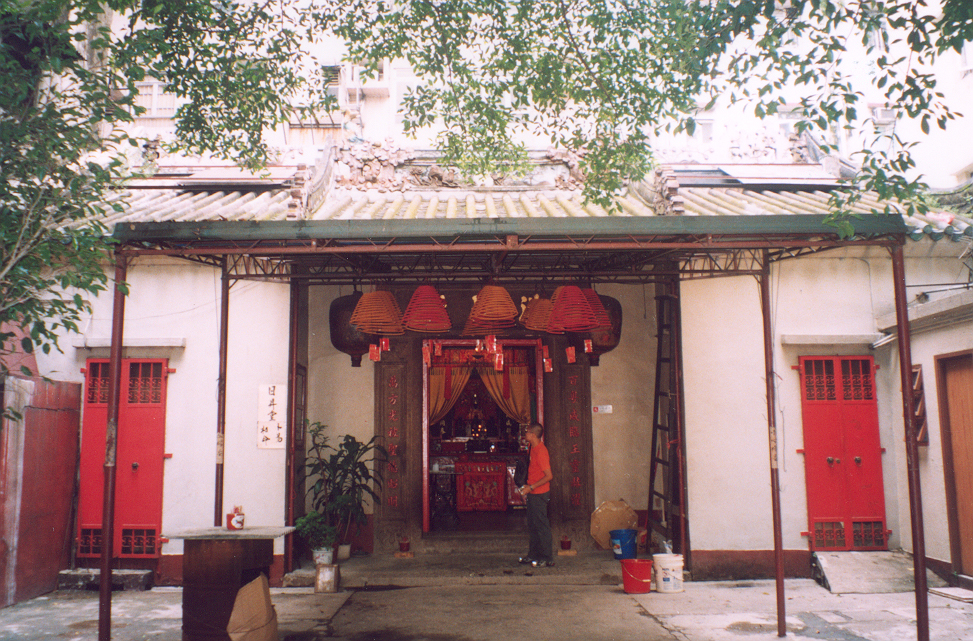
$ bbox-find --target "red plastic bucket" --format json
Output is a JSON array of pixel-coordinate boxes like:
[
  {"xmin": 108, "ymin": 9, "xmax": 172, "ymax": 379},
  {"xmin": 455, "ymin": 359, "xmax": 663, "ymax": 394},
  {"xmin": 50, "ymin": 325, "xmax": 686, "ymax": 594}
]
[{"xmin": 621, "ymin": 558, "xmax": 653, "ymax": 594}]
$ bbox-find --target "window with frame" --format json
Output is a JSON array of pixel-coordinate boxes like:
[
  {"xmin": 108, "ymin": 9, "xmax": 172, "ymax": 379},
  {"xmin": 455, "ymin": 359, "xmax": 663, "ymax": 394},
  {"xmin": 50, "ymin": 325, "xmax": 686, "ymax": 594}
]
[{"xmin": 134, "ymin": 81, "xmax": 177, "ymax": 119}]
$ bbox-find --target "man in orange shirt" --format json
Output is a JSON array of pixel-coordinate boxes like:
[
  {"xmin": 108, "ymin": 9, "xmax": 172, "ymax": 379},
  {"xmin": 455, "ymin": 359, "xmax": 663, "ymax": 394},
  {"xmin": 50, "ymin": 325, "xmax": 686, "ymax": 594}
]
[{"xmin": 518, "ymin": 423, "xmax": 554, "ymax": 567}]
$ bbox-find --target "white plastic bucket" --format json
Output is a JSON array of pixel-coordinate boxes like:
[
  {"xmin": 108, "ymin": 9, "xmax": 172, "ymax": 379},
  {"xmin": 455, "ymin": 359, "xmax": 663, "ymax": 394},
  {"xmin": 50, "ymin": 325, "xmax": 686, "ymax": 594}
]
[{"xmin": 653, "ymin": 553, "xmax": 684, "ymax": 593}]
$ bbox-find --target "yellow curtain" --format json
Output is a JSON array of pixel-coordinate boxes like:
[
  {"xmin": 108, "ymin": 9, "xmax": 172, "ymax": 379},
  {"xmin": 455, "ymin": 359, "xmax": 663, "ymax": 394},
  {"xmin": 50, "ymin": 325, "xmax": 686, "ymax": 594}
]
[
  {"xmin": 428, "ymin": 366, "xmax": 473, "ymax": 425},
  {"xmin": 479, "ymin": 365, "xmax": 531, "ymax": 424}
]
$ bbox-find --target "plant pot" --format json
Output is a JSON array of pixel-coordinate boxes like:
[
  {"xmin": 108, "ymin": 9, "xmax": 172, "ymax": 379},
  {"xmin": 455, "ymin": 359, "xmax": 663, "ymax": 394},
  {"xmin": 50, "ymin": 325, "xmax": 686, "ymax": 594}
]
[
  {"xmin": 337, "ymin": 543, "xmax": 352, "ymax": 561},
  {"xmin": 312, "ymin": 546, "xmax": 334, "ymax": 566}
]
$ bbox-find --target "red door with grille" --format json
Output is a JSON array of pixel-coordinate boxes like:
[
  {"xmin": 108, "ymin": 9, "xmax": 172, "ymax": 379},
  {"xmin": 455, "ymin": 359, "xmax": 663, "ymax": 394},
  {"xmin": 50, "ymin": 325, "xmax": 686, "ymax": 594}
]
[
  {"xmin": 799, "ymin": 356, "xmax": 887, "ymax": 551},
  {"xmin": 78, "ymin": 359, "xmax": 168, "ymax": 559}
]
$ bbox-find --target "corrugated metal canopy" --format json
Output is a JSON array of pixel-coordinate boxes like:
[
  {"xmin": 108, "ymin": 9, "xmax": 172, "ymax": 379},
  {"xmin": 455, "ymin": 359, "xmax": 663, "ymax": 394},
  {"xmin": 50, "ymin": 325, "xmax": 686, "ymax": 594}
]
[{"xmin": 104, "ymin": 161, "xmax": 968, "ymax": 284}]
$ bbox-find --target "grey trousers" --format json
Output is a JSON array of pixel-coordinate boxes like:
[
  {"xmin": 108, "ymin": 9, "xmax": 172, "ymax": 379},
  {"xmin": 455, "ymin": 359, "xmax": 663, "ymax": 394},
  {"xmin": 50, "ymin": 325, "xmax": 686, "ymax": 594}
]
[{"xmin": 526, "ymin": 491, "xmax": 553, "ymax": 563}]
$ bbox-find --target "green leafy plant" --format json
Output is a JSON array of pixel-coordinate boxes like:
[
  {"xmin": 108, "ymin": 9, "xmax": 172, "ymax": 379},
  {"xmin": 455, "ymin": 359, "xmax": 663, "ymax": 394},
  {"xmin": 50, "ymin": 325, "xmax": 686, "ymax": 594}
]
[
  {"xmin": 294, "ymin": 510, "xmax": 338, "ymax": 551},
  {"xmin": 303, "ymin": 421, "xmax": 387, "ymax": 545}
]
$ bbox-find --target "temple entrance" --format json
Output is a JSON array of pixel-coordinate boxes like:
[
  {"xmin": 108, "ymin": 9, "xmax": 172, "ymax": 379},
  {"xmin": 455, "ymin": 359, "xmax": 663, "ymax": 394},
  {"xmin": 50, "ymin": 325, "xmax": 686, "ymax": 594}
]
[{"xmin": 422, "ymin": 339, "xmax": 545, "ymax": 533}]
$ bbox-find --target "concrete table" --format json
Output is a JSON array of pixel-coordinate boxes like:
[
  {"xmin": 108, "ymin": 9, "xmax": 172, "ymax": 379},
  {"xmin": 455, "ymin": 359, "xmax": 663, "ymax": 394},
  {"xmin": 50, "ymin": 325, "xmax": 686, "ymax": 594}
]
[{"xmin": 165, "ymin": 526, "xmax": 293, "ymax": 641}]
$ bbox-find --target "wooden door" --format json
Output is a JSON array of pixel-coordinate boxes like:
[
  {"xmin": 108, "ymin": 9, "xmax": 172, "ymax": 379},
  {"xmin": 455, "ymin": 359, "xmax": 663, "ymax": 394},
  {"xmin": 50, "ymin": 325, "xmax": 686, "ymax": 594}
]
[
  {"xmin": 938, "ymin": 353, "xmax": 973, "ymax": 576},
  {"xmin": 0, "ymin": 378, "xmax": 81, "ymax": 606},
  {"xmin": 78, "ymin": 359, "xmax": 168, "ymax": 558},
  {"xmin": 799, "ymin": 356, "xmax": 887, "ymax": 551}
]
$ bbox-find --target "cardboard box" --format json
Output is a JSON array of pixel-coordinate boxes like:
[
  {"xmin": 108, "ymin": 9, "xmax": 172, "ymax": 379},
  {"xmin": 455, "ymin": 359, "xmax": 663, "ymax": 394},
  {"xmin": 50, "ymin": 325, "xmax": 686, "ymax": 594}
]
[{"xmin": 227, "ymin": 574, "xmax": 278, "ymax": 641}]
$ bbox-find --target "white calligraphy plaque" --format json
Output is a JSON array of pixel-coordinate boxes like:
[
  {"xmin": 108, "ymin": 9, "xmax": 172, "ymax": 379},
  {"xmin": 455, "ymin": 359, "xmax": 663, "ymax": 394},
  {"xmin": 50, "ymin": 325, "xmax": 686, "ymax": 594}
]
[{"xmin": 257, "ymin": 384, "xmax": 287, "ymax": 449}]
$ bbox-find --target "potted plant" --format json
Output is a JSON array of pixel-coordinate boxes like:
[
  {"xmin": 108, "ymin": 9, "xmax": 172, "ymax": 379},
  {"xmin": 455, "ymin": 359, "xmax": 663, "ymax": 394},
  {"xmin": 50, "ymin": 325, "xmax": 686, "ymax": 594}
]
[
  {"xmin": 303, "ymin": 421, "xmax": 387, "ymax": 559},
  {"xmin": 294, "ymin": 511, "xmax": 338, "ymax": 565}
]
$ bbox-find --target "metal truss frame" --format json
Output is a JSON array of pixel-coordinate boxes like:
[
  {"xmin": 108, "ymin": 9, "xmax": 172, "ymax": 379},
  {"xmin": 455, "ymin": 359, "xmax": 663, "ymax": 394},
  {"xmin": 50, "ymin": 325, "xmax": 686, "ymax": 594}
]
[{"xmin": 119, "ymin": 231, "xmax": 904, "ymax": 285}]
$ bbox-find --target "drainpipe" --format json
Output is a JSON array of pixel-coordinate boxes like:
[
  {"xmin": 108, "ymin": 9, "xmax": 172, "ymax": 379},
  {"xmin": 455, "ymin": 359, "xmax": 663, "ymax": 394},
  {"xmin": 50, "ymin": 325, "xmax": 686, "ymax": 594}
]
[
  {"xmin": 99, "ymin": 254, "xmax": 126, "ymax": 641},
  {"xmin": 214, "ymin": 258, "xmax": 229, "ymax": 526},
  {"xmin": 891, "ymin": 244, "xmax": 929, "ymax": 641},
  {"xmin": 759, "ymin": 253, "xmax": 786, "ymax": 637}
]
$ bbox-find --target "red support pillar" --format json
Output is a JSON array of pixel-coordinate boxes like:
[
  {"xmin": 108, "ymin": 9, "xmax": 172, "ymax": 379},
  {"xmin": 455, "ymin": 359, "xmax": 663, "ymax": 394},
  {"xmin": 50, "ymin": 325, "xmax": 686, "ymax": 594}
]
[
  {"xmin": 98, "ymin": 254, "xmax": 127, "ymax": 641},
  {"xmin": 759, "ymin": 253, "xmax": 786, "ymax": 637},
  {"xmin": 891, "ymin": 244, "xmax": 929, "ymax": 641}
]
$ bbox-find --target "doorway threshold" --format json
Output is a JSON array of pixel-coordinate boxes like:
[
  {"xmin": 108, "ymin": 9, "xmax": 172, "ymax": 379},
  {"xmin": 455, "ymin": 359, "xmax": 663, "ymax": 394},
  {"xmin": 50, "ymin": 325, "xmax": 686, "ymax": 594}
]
[{"xmin": 812, "ymin": 550, "xmax": 947, "ymax": 594}]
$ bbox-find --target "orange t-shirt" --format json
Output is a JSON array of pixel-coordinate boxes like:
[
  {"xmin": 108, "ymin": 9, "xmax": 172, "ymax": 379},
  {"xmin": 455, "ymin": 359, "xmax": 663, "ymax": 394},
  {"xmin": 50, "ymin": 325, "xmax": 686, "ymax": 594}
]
[{"xmin": 527, "ymin": 441, "xmax": 551, "ymax": 494}]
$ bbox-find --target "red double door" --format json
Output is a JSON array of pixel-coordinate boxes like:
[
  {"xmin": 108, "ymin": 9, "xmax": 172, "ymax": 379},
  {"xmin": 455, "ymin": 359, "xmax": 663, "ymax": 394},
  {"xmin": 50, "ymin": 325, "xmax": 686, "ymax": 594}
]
[
  {"xmin": 799, "ymin": 356, "xmax": 887, "ymax": 551},
  {"xmin": 78, "ymin": 359, "xmax": 168, "ymax": 559}
]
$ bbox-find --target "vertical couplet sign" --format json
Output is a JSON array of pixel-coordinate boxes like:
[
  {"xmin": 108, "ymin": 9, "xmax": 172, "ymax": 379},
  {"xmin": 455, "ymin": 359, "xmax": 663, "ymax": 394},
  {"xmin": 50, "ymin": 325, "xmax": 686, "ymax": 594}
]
[
  {"xmin": 383, "ymin": 369, "xmax": 404, "ymax": 516},
  {"xmin": 565, "ymin": 373, "xmax": 584, "ymax": 510},
  {"xmin": 257, "ymin": 384, "xmax": 287, "ymax": 449}
]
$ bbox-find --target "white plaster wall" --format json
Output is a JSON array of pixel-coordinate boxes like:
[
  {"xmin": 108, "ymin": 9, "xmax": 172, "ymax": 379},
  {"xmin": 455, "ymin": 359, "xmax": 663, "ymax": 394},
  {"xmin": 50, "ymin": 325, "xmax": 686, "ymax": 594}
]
[
  {"xmin": 305, "ymin": 285, "xmax": 377, "ymax": 511},
  {"xmin": 681, "ymin": 275, "xmax": 775, "ymax": 550},
  {"xmin": 878, "ymin": 317, "xmax": 973, "ymax": 564},
  {"xmin": 220, "ymin": 278, "xmax": 291, "ymax": 552},
  {"xmin": 873, "ymin": 279, "xmax": 973, "ymax": 564},
  {"xmin": 306, "ymin": 285, "xmax": 375, "ymax": 443},
  {"xmin": 590, "ymin": 283, "xmax": 657, "ymax": 511},
  {"xmin": 881, "ymin": 249, "xmax": 973, "ymax": 563},
  {"xmin": 36, "ymin": 257, "xmax": 292, "ymax": 555},
  {"xmin": 771, "ymin": 256, "xmax": 901, "ymax": 552},
  {"xmin": 682, "ymin": 245, "xmax": 969, "ymax": 557}
]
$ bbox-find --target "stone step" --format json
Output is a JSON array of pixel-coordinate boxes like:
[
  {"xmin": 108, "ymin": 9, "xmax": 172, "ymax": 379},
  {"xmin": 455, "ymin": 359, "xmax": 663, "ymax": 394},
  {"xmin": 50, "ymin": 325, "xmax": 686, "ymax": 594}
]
[
  {"xmin": 418, "ymin": 531, "xmax": 525, "ymax": 554},
  {"xmin": 57, "ymin": 569, "xmax": 153, "ymax": 591}
]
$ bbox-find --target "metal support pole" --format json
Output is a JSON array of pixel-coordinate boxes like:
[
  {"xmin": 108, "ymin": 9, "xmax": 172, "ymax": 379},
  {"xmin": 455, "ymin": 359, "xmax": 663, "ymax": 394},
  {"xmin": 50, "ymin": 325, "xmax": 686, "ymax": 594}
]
[
  {"xmin": 98, "ymin": 254, "xmax": 127, "ymax": 641},
  {"xmin": 759, "ymin": 253, "xmax": 787, "ymax": 637},
  {"xmin": 214, "ymin": 258, "xmax": 229, "ymax": 526},
  {"xmin": 285, "ymin": 279, "xmax": 300, "ymax": 571},
  {"xmin": 891, "ymin": 244, "xmax": 929, "ymax": 641}
]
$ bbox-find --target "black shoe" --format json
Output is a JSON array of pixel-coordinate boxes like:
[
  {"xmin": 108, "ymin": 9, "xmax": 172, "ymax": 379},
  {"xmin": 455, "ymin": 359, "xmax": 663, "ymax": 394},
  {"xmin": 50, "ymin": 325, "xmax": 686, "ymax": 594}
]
[
  {"xmin": 518, "ymin": 556, "xmax": 534, "ymax": 564},
  {"xmin": 531, "ymin": 560, "xmax": 554, "ymax": 568}
]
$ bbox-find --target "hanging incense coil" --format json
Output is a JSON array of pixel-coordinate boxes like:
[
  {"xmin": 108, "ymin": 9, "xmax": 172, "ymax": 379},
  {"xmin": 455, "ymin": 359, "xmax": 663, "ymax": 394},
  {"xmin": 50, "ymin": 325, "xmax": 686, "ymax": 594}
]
[
  {"xmin": 519, "ymin": 294, "xmax": 538, "ymax": 325},
  {"xmin": 349, "ymin": 290, "xmax": 404, "ymax": 335},
  {"xmin": 547, "ymin": 285, "xmax": 603, "ymax": 333},
  {"xmin": 462, "ymin": 312, "xmax": 518, "ymax": 335},
  {"xmin": 402, "ymin": 285, "xmax": 452, "ymax": 333},
  {"xmin": 521, "ymin": 296, "xmax": 553, "ymax": 332},
  {"xmin": 462, "ymin": 284, "xmax": 519, "ymax": 335},
  {"xmin": 567, "ymin": 294, "xmax": 623, "ymax": 366},
  {"xmin": 580, "ymin": 288, "xmax": 612, "ymax": 329}
]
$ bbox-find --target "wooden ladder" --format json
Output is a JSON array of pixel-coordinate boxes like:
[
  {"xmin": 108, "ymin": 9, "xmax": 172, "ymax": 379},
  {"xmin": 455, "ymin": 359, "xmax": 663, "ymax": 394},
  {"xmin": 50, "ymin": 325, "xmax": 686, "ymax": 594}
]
[{"xmin": 648, "ymin": 286, "xmax": 687, "ymax": 554}]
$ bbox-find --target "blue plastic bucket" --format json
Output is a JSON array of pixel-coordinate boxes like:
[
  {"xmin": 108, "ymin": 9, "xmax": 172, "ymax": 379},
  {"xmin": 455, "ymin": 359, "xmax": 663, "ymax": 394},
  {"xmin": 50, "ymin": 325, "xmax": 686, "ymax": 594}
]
[{"xmin": 609, "ymin": 528, "xmax": 637, "ymax": 560}]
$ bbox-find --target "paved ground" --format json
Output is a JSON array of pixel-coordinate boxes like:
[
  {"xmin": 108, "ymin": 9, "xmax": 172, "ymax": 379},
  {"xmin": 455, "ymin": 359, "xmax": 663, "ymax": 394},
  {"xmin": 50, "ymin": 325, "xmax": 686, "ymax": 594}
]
[{"xmin": 2, "ymin": 553, "xmax": 972, "ymax": 640}]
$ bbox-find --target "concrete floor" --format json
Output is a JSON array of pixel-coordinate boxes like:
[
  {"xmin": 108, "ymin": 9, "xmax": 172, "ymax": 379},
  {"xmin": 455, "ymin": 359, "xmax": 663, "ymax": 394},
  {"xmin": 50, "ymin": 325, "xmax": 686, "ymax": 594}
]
[{"xmin": 2, "ymin": 552, "xmax": 972, "ymax": 641}]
